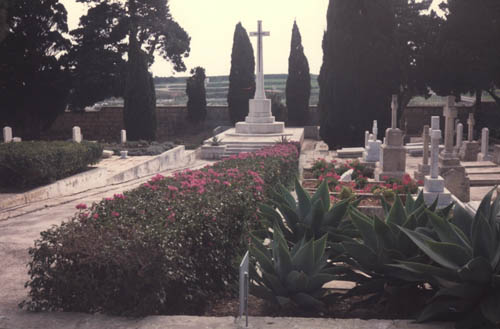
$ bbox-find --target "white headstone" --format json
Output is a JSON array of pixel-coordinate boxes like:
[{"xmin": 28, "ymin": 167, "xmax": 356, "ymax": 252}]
[
  {"xmin": 121, "ymin": 129, "xmax": 127, "ymax": 144},
  {"xmin": 456, "ymin": 123, "xmax": 463, "ymax": 150},
  {"xmin": 364, "ymin": 131, "xmax": 370, "ymax": 148},
  {"xmin": 364, "ymin": 139, "xmax": 382, "ymax": 162},
  {"xmin": 12, "ymin": 137, "xmax": 21, "ymax": 142},
  {"xmin": 481, "ymin": 127, "xmax": 489, "ymax": 155},
  {"xmin": 2, "ymin": 126, "xmax": 12, "ymax": 143},
  {"xmin": 340, "ymin": 169, "xmax": 354, "ymax": 182},
  {"xmin": 72, "ymin": 126, "xmax": 82, "ymax": 143},
  {"xmin": 431, "ymin": 116, "xmax": 440, "ymax": 131}
]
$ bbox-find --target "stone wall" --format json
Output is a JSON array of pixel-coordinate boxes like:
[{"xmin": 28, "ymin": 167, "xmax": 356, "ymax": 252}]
[
  {"xmin": 43, "ymin": 105, "xmax": 320, "ymax": 141},
  {"xmin": 402, "ymin": 102, "xmax": 499, "ymax": 137}
]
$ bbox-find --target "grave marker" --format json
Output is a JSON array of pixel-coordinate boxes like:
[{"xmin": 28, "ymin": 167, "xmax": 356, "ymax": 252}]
[
  {"xmin": 72, "ymin": 126, "xmax": 82, "ymax": 143},
  {"xmin": 2, "ymin": 126, "xmax": 12, "ymax": 143}
]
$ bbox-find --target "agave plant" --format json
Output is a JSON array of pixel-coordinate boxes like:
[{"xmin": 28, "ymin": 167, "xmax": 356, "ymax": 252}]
[
  {"xmin": 250, "ymin": 224, "xmax": 344, "ymax": 309},
  {"xmin": 394, "ymin": 188, "xmax": 500, "ymax": 329},
  {"xmin": 341, "ymin": 192, "xmax": 453, "ymax": 300},
  {"xmin": 256, "ymin": 177, "xmax": 355, "ymax": 244}
]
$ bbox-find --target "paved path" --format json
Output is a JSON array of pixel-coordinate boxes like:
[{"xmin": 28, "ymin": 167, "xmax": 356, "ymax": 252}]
[{"xmin": 0, "ymin": 144, "xmax": 453, "ymax": 329}]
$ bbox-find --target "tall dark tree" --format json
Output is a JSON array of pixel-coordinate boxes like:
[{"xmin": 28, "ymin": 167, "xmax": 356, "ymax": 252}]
[
  {"xmin": 0, "ymin": 0, "xmax": 7, "ymax": 42},
  {"xmin": 0, "ymin": 0, "xmax": 70, "ymax": 139},
  {"xmin": 71, "ymin": 0, "xmax": 191, "ymax": 140},
  {"xmin": 319, "ymin": 0, "xmax": 396, "ymax": 148},
  {"xmin": 227, "ymin": 22, "xmax": 255, "ymax": 124},
  {"xmin": 425, "ymin": 0, "xmax": 500, "ymax": 110},
  {"xmin": 286, "ymin": 21, "xmax": 311, "ymax": 126},
  {"xmin": 186, "ymin": 66, "xmax": 207, "ymax": 124}
]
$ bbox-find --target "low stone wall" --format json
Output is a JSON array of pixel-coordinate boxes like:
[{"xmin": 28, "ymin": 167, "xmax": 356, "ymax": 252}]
[{"xmin": 43, "ymin": 105, "xmax": 320, "ymax": 142}]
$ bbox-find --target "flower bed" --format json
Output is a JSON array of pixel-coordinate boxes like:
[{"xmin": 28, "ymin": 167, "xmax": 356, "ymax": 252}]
[{"xmin": 21, "ymin": 143, "xmax": 299, "ymax": 316}]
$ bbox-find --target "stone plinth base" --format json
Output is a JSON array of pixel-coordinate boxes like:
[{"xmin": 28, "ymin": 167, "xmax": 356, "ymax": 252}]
[
  {"xmin": 439, "ymin": 165, "xmax": 470, "ymax": 202},
  {"xmin": 337, "ymin": 147, "xmax": 364, "ymax": 158},
  {"xmin": 235, "ymin": 121, "xmax": 285, "ymax": 134},
  {"xmin": 234, "ymin": 98, "xmax": 285, "ymax": 134},
  {"xmin": 419, "ymin": 186, "xmax": 452, "ymax": 208},
  {"xmin": 459, "ymin": 141, "xmax": 480, "ymax": 161},
  {"xmin": 414, "ymin": 163, "xmax": 430, "ymax": 181},
  {"xmin": 375, "ymin": 145, "xmax": 406, "ymax": 181}
]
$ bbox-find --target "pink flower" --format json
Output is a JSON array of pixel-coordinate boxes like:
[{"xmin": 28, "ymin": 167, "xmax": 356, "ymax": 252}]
[
  {"xmin": 113, "ymin": 194, "xmax": 126, "ymax": 200},
  {"xmin": 93, "ymin": 213, "xmax": 99, "ymax": 219},
  {"xmin": 105, "ymin": 197, "xmax": 113, "ymax": 201},
  {"xmin": 76, "ymin": 203, "xmax": 87, "ymax": 210},
  {"xmin": 112, "ymin": 211, "xmax": 120, "ymax": 217},
  {"xmin": 80, "ymin": 213, "xmax": 88, "ymax": 219}
]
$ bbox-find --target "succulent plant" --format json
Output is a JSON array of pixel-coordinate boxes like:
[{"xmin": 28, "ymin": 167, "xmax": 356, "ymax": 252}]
[
  {"xmin": 341, "ymin": 192, "xmax": 453, "ymax": 300},
  {"xmin": 256, "ymin": 177, "xmax": 355, "ymax": 244},
  {"xmin": 394, "ymin": 188, "xmax": 500, "ymax": 329},
  {"xmin": 250, "ymin": 224, "xmax": 342, "ymax": 309}
]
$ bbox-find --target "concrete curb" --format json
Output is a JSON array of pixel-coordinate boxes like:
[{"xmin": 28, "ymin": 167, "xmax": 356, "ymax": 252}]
[
  {"xmin": 0, "ymin": 312, "xmax": 453, "ymax": 329},
  {"xmin": 0, "ymin": 146, "xmax": 195, "ymax": 211}
]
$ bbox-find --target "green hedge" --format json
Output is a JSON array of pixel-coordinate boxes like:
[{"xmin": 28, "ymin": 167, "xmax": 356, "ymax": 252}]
[
  {"xmin": 21, "ymin": 143, "xmax": 299, "ymax": 316},
  {"xmin": 0, "ymin": 141, "xmax": 103, "ymax": 188}
]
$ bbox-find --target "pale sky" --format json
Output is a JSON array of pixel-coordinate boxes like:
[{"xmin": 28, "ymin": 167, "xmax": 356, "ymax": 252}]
[{"xmin": 60, "ymin": 0, "xmax": 444, "ymax": 77}]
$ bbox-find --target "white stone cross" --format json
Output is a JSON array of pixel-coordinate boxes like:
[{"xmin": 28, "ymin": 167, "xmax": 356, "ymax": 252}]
[
  {"xmin": 250, "ymin": 21, "xmax": 270, "ymax": 100},
  {"xmin": 467, "ymin": 113, "xmax": 475, "ymax": 142}
]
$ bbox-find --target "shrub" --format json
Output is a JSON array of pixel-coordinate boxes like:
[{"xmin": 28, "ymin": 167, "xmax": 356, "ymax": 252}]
[
  {"xmin": 0, "ymin": 141, "xmax": 103, "ymax": 188},
  {"xmin": 395, "ymin": 189, "xmax": 500, "ymax": 329},
  {"xmin": 21, "ymin": 143, "xmax": 299, "ymax": 316}
]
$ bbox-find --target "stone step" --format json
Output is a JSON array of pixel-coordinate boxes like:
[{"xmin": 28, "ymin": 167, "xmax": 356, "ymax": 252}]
[
  {"xmin": 468, "ymin": 174, "xmax": 500, "ymax": 186},
  {"xmin": 462, "ymin": 161, "xmax": 497, "ymax": 168},
  {"xmin": 336, "ymin": 147, "xmax": 365, "ymax": 158},
  {"xmin": 466, "ymin": 167, "xmax": 500, "ymax": 175}
]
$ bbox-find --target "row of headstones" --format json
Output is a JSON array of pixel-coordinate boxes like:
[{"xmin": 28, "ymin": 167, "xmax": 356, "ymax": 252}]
[{"xmin": 2, "ymin": 126, "xmax": 128, "ymax": 144}]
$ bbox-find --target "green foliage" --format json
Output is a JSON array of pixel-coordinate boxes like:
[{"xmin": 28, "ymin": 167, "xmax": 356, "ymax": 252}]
[
  {"xmin": 258, "ymin": 178, "xmax": 354, "ymax": 244},
  {"xmin": 103, "ymin": 141, "xmax": 175, "ymax": 156},
  {"xmin": 426, "ymin": 0, "xmax": 500, "ymax": 108},
  {"xmin": 186, "ymin": 66, "xmax": 207, "ymax": 124},
  {"xmin": 394, "ymin": 188, "xmax": 500, "ymax": 328},
  {"xmin": 123, "ymin": 35, "xmax": 157, "ymax": 141},
  {"xmin": 269, "ymin": 92, "xmax": 287, "ymax": 123},
  {"xmin": 250, "ymin": 226, "xmax": 338, "ymax": 310},
  {"xmin": 342, "ymin": 192, "xmax": 453, "ymax": 300},
  {"xmin": 227, "ymin": 22, "xmax": 255, "ymax": 124},
  {"xmin": 20, "ymin": 143, "xmax": 299, "ymax": 316},
  {"xmin": 68, "ymin": 0, "xmax": 190, "ymax": 111},
  {"xmin": 286, "ymin": 21, "xmax": 311, "ymax": 126},
  {"xmin": 0, "ymin": 0, "xmax": 70, "ymax": 139},
  {"xmin": 0, "ymin": 141, "xmax": 103, "ymax": 188}
]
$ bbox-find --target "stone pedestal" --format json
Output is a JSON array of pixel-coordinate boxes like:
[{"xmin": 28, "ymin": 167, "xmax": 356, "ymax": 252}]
[
  {"xmin": 363, "ymin": 139, "xmax": 381, "ymax": 162},
  {"xmin": 459, "ymin": 141, "xmax": 480, "ymax": 161},
  {"xmin": 375, "ymin": 128, "xmax": 406, "ymax": 180},
  {"xmin": 235, "ymin": 99, "xmax": 285, "ymax": 134},
  {"xmin": 493, "ymin": 145, "xmax": 500, "ymax": 165},
  {"xmin": 420, "ymin": 177, "xmax": 452, "ymax": 208}
]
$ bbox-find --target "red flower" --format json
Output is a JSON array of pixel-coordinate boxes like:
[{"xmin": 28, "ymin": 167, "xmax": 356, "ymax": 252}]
[
  {"xmin": 112, "ymin": 211, "xmax": 120, "ymax": 217},
  {"xmin": 76, "ymin": 203, "xmax": 87, "ymax": 210},
  {"xmin": 93, "ymin": 213, "xmax": 99, "ymax": 219}
]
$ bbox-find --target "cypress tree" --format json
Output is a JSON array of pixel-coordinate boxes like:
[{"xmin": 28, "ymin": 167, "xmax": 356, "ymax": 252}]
[
  {"xmin": 123, "ymin": 33, "xmax": 156, "ymax": 141},
  {"xmin": 286, "ymin": 21, "xmax": 311, "ymax": 126},
  {"xmin": 319, "ymin": 0, "xmax": 396, "ymax": 148},
  {"xmin": 227, "ymin": 22, "xmax": 255, "ymax": 124},
  {"xmin": 186, "ymin": 66, "xmax": 207, "ymax": 124}
]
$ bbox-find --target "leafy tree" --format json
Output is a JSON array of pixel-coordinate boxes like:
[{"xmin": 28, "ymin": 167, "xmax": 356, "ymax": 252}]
[
  {"xmin": 425, "ymin": 0, "xmax": 500, "ymax": 110},
  {"xmin": 286, "ymin": 21, "xmax": 311, "ymax": 126},
  {"xmin": 186, "ymin": 66, "xmax": 207, "ymax": 124},
  {"xmin": 0, "ymin": 0, "xmax": 70, "ymax": 139},
  {"xmin": 71, "ymin": 0, "xmax": 191, "ymax": 140},
  {"xmin": 227, "ymin": 22, "xmax": 255, "ymax": 124},
  {"xmin": 319, "ymin": 0, "xmax": 396, "ymax": 148}
]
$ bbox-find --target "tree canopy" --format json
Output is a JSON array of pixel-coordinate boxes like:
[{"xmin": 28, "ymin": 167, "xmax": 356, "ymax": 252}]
[
  {"xmin": 425, "ymin": 0, "xmax": 500, "ymax": 109},
  {"xmin": 0, "ymin": 0, "xmax": 70, "ymax": 139},
  {"xmin": 70, "ymin": 0, "xmax": 190, "ymax": 140},
  {"xmin": 286, "ymin": 21, "xmax": 311, "ymax": 127},
  {"xmin": 186, "ymin": 66, "xmax": 207, "ymax": 124},
  {"xmin": 227, "ymin": 22, "xmax": 255, "ymax": 124}
]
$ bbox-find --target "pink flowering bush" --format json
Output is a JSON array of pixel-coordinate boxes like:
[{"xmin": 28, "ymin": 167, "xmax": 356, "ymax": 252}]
[{"xmin": 22, "ymin": 143, "xmax": 299, "ymax": 316}]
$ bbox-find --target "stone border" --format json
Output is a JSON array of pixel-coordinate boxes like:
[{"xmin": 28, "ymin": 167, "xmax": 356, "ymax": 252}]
[{"xmin": 0, "ymin": 146, "xmax": 193, "ymax": 211}]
